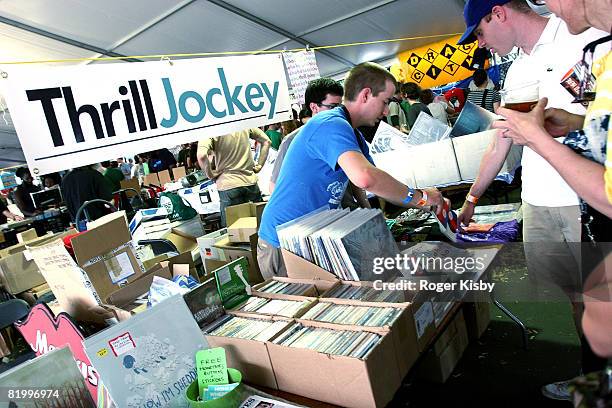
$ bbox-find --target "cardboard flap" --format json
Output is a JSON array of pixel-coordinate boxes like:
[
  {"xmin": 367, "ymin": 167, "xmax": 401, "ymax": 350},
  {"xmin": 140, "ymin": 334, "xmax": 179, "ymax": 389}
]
[
  {"xmin": 281, "ymin": 249, "xmax": 338, "ymax": 281},
  {"xmin": 143, "ymin": 173, "xmax": 160, "ymax": 186},
  {"xmin": 105, "ymin": 266, "xmax": 173, "ymax": 308},
  {"xmin": 158, "ymin": 170, "xmax": 171, "ymax": 185},
  {"xmin": 172, "ymin": 166, "xmax": 186, "ymax": 180}
]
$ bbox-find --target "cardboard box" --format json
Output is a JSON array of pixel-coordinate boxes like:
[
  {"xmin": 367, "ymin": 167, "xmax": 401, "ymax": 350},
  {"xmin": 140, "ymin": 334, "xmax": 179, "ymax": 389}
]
[
  {"xmin": 71, "ymin": 212, "xmax": 145, "ymax": 300},
  {"xmin": 205, "ymin": 315, "xmax": 292, "ymax": 389},
  {"xmin": 105, "ymin": 265, "xmax": 173, "ymax": 310},
  {"xmin": 214, "ymin": 235, "xmax": 263, "ymax": 285},
  {"xmin": 418, "ymin": 309, "xmax": 469, "ymax": 383},
  {"xmin": 282, "ymin": 249, "xmax": 338, "ymax": 282},
  {"xmin": 172, "ymin": 166, "xmax": 187, "ymax": 180},
  {"xmin": 267, "ymin": 320, "xmax": 402, "ymax": 408},
  {"xmin": 0, "ymin": 229, "xmax": 76, "ymax": 294},
  {"xmin": 119, "ymin": 177, "xmax": 140, "ymax": 196},
  {"xmin": 16, "ymin": 228, "xmax": 37, "ymax": 244},
  {"xmin": 143, "ymin": 172, "xmax": 160, "ymax": 186},
  {"xmin": 162, "ymin": 231, "xmax": 198, "ymax": 254},
  {"xmin": 296, "ymin": 298, "xmax": 419, "ymax": 378},
  {"xmin": 228, "ymin": 217, "xmax": 257, "ymax": 243},
  {"xmin": 197, "ymin": 228, "xmax": 228, "ymax": 261},
  {"xmin": 463, "ymin": 290, "xmax": 491, "ymax": 341},
  {"xmin": 225, "ymin": 202, "xmax": 266, "ymax": 227},
  {"xmin": 204, "ymin": 258, "xmax": 230, "ymax": 275},
  {"xmin": 158, "ymin": 169, "xmax": 172, "ymax": 185},
  {"xmin": 452, "ymin": 130, "xmax": 523, "ymax": 181}
]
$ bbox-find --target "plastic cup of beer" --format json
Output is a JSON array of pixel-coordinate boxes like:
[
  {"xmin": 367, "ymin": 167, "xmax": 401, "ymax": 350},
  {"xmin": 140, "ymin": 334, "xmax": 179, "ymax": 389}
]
[{"xmin": 501, "ymin": 81, "xmax": 540, "ymax": 112}]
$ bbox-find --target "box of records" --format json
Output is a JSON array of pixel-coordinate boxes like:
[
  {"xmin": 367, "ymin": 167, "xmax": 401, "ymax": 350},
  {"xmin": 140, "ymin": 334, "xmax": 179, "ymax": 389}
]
[
  {"xmin": 252, "ymin": 277, "xmax": 338, "ymax": 299},
  {"xmin": 204, "ymin": 313, "xmax": 292, "ymax": 389},
  {"xmin": 320, "ymin": 280, "xmax": 437, "ymax": 354},
  {"xmin": 296, "ymin": 298, "xmax": 418, "ymax": 378},
  {"xmin": 230, "ymin": 295, "xmax": 317, "ymax": 319},
  {"xmin": 267, "ymin": 319, "xmax": 401, "ymax": 408}
]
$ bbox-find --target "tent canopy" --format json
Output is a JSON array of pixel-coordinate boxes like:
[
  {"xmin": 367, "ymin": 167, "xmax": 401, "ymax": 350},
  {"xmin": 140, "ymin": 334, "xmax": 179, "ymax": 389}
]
[{"xmin": 0, "ymin": 0, "xmax": 468, "ymax": 169}]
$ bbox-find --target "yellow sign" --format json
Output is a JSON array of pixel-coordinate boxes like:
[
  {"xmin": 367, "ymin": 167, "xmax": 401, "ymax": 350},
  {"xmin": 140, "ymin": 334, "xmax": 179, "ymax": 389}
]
[{"xmin": 397, "ymin": 35, "xmax": 478, "ymax": 88}]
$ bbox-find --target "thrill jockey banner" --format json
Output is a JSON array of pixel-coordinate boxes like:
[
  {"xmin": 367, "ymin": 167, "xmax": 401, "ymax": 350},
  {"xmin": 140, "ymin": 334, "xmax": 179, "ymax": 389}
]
[
  {"xmin": 1, "ymin": 54, "xmax": 292, "ymax": 175},
  {"xmin": 396, "ymin": 35, "xmax": 478, "ymax": 89}
]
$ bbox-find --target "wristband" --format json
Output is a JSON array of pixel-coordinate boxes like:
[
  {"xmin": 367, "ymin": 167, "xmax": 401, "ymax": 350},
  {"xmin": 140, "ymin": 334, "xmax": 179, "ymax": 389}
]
[
  {"xmin": 466, "ymin": 193, "xmax": 479, "ymax": 204},
  {"xmin": 402, "ymin": 187, "xmax": 416, "ymax": 204},
  {"xmin": 416, "ymin": 190, "xmax": 428, "ymax": 207}
]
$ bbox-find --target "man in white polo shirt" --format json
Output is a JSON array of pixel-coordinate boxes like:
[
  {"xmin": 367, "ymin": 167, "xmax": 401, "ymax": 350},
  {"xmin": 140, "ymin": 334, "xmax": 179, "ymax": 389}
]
[{"xmin": 457, "ymin": 0, "xmax": 608, "ymax": 400}]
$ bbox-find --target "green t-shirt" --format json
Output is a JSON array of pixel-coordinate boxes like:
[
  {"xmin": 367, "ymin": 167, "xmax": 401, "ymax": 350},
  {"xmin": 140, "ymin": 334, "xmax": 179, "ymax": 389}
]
[
  {"xmin": 103, "ymin": 167, "xmax": 124, "ymax": 192},
  {"xmin": 265, "ymin": 129, "xmax": 282, "ymax": 150}
]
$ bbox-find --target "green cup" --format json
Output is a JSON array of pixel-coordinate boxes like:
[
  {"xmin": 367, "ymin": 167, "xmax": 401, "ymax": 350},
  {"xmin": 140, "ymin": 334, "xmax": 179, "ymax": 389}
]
[{"xmin": 184, "ymin": 368, "xmax": 243, "ymax": 408}]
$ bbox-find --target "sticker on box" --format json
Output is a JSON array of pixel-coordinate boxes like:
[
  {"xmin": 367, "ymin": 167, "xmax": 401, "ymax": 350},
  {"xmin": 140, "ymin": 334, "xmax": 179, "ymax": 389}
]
[
  {"xmin": 414, "ymin": 301, "xmax": 434, "ymax": 339},
  {"xmin": 109, "ymin": 332, "xmax": 135, "ymax": 356}
]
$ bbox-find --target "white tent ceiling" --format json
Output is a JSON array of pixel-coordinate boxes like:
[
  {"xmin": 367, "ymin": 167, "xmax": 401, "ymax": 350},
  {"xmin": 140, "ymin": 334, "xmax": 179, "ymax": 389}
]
[{"xmin": 0, "ymin": 0, "xmax": 468, "ymax": 169}]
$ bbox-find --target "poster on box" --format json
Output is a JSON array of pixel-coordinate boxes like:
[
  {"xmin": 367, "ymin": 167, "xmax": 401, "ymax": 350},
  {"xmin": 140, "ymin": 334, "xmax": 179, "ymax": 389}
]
[{"xmin": 3, "ymin": 54, "xmax": 291, "ymax": 175}]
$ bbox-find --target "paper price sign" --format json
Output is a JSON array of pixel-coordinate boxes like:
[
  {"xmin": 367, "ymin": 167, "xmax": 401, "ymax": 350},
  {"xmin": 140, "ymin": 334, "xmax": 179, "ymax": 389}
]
[{"xmin": 196, "ymin": 347, "xmax": 228, "ymax": 395}]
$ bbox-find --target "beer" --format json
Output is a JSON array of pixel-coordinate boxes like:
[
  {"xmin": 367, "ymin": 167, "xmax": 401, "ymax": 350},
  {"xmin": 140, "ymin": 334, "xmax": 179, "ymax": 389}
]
[{"xmin": 502, "ymin": 100, "xmax": 538, "ymax": 112}]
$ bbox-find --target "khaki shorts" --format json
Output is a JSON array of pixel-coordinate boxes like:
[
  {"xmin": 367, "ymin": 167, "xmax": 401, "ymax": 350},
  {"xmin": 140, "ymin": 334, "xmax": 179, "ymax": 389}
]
[{"xmin": 257, "ymin": 238, "xmax": 287, "ymax": 279}]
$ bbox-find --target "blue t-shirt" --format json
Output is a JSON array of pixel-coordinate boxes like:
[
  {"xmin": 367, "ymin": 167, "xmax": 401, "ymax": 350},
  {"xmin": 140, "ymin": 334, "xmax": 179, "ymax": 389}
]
[{"xmin": 258, "ymin": 107, "xmax": 373, "ymax": 247}]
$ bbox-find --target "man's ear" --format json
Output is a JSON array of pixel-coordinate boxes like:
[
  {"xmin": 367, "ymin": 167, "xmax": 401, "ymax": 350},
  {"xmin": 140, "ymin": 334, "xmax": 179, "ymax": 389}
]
[
  {"xmin": 358, "ymin": 87, "xmax": 372, "ymax": 103},
  {"xmin": 309, "ymin": 101, "xmax": 319, "ymax": 114},
  {"xmin": 491, "ymin": 4, "xmax": 507, "ymax": 22}
]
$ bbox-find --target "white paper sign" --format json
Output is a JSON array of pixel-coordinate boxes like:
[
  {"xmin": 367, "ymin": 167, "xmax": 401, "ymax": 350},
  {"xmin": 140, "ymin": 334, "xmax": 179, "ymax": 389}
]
[
  {"xmin": 282, "ymin": 50, "xmax": 320, "ymax": 104},
  {"xmin": 2, "ymin": 54, "xmax": 292, "ymax": 175}
]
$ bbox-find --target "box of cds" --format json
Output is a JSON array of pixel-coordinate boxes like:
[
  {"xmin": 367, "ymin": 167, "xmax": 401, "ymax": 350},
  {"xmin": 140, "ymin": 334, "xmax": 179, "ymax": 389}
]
[
  {"xmin": 267, "ymin": 319, "xmax": 401, "ymax": 408},
  {"xmin": 230, "ymin": 295, "xmax": 318, "ymax": 319},
  {"xmin": 252, "ymin": 277, "xmax": 339, "ymax": 299},
  {"xmin": 204, "ymin": 313, "xmax": 292, "ymax": 389},
  {"xmin": 295, "ymin": 298, "xmax": 418, "ymax": 378}
]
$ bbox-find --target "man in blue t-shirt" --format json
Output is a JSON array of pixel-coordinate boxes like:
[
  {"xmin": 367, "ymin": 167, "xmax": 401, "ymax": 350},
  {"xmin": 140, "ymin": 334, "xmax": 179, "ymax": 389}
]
[{"xmin": 257, "ymin": 62, "xmax": 446, "ymax": 278}]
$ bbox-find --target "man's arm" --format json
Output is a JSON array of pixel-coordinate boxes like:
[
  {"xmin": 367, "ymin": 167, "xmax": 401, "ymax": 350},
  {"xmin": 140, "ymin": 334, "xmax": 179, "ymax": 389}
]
[
  {"xmin": 196, "ymin": 140, "xmax": 219, "ymax": 180},
  {"xmin": 337, "ymin": 151, "xmax": 444, "ymax": 211},
  {"xmin": 458, "ymin": 133, "xmax": 513, "ymax": 226},
  {"xmin": 249, "ymin": 128, "xmax": 271, "ymax": 173}
]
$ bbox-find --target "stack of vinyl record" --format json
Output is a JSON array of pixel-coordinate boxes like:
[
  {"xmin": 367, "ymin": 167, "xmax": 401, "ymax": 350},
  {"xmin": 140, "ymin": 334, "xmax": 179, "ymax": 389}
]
[
  {"xmin": 301, "ymin": 302, "xmax": 402, "ymax": 327},
  {"xmin": 256, "ymin": 280, "xmax": 313, "ymax": 296},
  {"xmin": 237, "ymin": 297, "xmax": 313, "ymax": 318},
  {"xmin": 324, "ymin": 284, "xmax": 403, "ymax": 303},
  {"xmin": 208, "ymin": 316, "xmax": 289, "ymax": 341},
  {"xmin": 277, "ymin": 208, "xmax": 399, "ymax": 281},
  {"xmin": 271, "ymin": 322, "xmax": 382, "ymax": 358}
]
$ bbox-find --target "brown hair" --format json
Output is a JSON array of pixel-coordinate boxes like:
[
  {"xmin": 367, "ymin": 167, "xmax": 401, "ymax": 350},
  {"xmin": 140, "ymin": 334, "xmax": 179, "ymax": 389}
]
[{"xmin": 344, "ymin": 62, "xmax": 397, "ymax": 102}]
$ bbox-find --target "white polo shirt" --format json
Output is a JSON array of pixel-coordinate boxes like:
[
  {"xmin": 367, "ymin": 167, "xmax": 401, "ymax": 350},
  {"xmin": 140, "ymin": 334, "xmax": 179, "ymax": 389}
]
[{"xmin": 504, "ymin": 15, "xmax": 608, "ymax": 207}]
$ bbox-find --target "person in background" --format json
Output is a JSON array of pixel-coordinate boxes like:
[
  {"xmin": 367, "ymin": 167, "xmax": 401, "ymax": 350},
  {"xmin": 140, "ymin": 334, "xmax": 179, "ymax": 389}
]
[
  {"xmin": 387, "ymin": 88, "xmax": 409, "ymax": 132},
  {"xmin": 14, "ymin": 167, "xmax": 41, "ymax": 217},
  {"xmin": 0, "ymin": 198, "xmax": 23, "ymax": 223},
  {"xmin": 197, "ymin": 128, "xmax": 271, "ymax": 227},
  {"xmin": 401, "ymin": 82, "xmax": 432, "ymax": 128},
  {"xmin": 264, "ymin": 123, "xmax": 283, "ymax": 150},
  {"xmin": 491, "ymin": 0, "xmax": 612, "ymax": 375},
  {"xmin": 42, "ymin": 173, "xmax": 61, "ymax": 189},
  {"xmin": 148, "ymin": 148, "xmax": 177, "ymax": 173},
  {"xmin": 101, "ymin": 161, "xmax": 124, "ymax": 192},
  {"xmin": 444, "ymin": 87, "xmax": 467, "ymax": 113},
  {"xmin": 298, "ymin": 107, "xmax": 312, "ymax": 125},
  {"xmin": 131, "ymin": 154, "xmax": 146, "ymax": 185},
  {"xmin": 186, "ymin": 142, "xmax": 199, "ymax": 170},
  {"xmin": 457, "ymin": 0, "xmax": 609, "ymax": 400},
  {"xmin": 117, "ymin": 157, "xmax": 131, "ymax": 179},
  {"xmin": 466, "ymin": 69, "xmax": 501, "ymax": 113},
  {"xmin": 281, "ymin": 120, "xmax": 297, "ymax": 138},
  {"xmin": 61, "ymin": 165, "xmax": 114, "ymax": 223},
  {"xmin": 177, "ymin": 143, "xmax": 190, "ymax": 168},
  {"xmin": 421, "ymin": 89, "xmax": 455, "ymax": 125}
]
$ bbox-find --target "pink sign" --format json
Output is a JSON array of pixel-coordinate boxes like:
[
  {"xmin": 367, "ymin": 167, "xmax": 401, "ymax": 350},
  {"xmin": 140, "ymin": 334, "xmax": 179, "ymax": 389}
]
[{"xmin": 15, "ymin": 304, "xmax": 99, "ymax": 400}]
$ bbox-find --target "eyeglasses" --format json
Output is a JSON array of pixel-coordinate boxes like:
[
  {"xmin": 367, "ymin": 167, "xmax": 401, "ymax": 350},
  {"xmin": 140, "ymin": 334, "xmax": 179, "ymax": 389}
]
[
  {"xmin": 573, "ymin": 35, "xmax": 612, "ymax": 103},
  {"xmin": 317, "ymin": 102, "xmax": 341, "ymax": 109}
]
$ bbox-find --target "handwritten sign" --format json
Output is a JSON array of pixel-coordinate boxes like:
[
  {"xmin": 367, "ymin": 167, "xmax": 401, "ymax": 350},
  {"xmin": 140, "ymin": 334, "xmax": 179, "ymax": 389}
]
[
  {"xmin": 196, "ymin": 347, "xmax": 228, "ymax": 397},
  {"xmin": 283, "ymin": 50, "xmax": 320, "ymax": 104}
]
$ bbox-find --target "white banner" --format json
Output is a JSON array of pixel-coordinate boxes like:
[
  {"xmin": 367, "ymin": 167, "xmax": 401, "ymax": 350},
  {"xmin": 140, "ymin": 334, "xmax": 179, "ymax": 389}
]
[
  {"xmin": 1, "ymin": 54, "xmax": 292, "ymax": 175},
  {"xmin": 282, "ymin": 50, "xmax": 320, "ymax": 105}
]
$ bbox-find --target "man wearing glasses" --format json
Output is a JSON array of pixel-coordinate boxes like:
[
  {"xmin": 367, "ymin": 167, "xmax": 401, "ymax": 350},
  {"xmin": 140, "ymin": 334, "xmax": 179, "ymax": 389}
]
[{"xmin": 457, "ymin": 0, "xmax": 608, "ymax": 401}]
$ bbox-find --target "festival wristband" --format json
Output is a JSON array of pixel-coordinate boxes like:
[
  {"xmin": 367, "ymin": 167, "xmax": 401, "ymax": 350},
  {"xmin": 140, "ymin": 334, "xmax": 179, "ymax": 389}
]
[
  {"xmin": 402, "ymin": 187, "xmax": 416, "ymax": 204},
  {"xmin": 416, "ymin": 190, "xmax": 428, "ymax": 207},
  {"xmin": 466, "ymin": 193, "xmax": 479, "ymax": 204}
]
